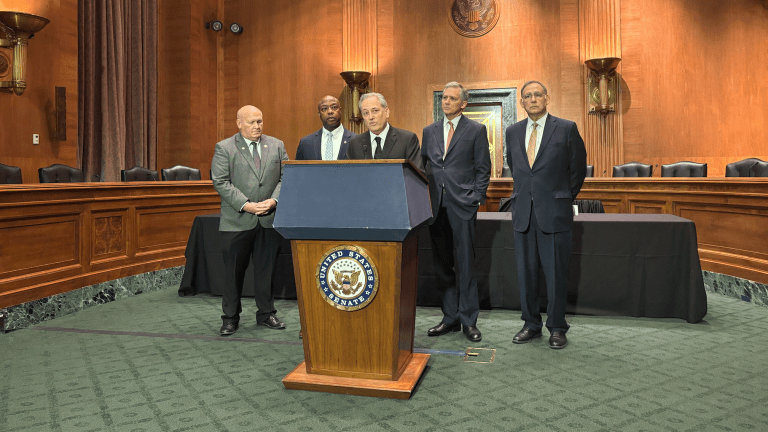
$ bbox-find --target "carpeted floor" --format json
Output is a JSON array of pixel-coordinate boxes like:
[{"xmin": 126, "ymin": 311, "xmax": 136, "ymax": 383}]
[{"xmin": 1, "ymin": 286, "xmax": 767, "ymax": 432}]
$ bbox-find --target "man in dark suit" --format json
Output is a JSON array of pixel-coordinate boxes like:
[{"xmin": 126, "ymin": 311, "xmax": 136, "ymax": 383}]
[
  {"xmin": 295, "ymin": 95, "xmax": 355, "ymax": 161},
  {"xmin": 421, "ymin": 82, "xmax": 491, "ymax": 342},
  {"xmin": 505, "ymin": 81, "xmax": 587, "ymax": 349},
  {"xmin": 346, "ymin": 93, "xmax": 424, "ymax": 174},
  {"xmin": 211, "ymin": 105, "xmax": 289, "ymax": 336}
]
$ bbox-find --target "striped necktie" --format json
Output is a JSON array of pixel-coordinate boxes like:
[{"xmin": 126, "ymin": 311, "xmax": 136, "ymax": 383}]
[{"xmin": 527, "ymin": 123, "xmax": 538, "ymax": 167}]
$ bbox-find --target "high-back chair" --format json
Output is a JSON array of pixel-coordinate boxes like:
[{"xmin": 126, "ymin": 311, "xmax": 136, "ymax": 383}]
[
  {"xmin": 661, "ymin": 161, "xmax": 707, "ymax": 177},
  {"xmin": 161, "ymin": 165, "xmax": 201, "ymax": 181},
  {"xmin": 38, "ymin": 164, "xmax": 85, "ymax": 183}
]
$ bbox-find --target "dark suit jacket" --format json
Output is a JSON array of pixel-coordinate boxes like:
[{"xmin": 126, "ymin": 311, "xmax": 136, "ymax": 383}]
[
  {"xmin": 211, "ymin": 133, "xmax": 288, "ymax": 231},
  {"xmin": 295, "ymin": 127, "xmax": 355, "ymax": 161},
  {"xmin": 421, "ymin": 116, "xmax": 492, "ymax": 222},
  {"xmin": 505, "ymin": 114, "xmax": 587, "ymax": 233},
  {"xmin": 346, "ymin": 125, "xmax": 425, "ymax": 174}
]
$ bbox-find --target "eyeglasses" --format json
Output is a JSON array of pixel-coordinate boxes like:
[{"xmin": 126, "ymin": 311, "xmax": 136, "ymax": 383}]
[{"xmin": 522, "ymin": 92, "xmax": 546, "ymax": 100}]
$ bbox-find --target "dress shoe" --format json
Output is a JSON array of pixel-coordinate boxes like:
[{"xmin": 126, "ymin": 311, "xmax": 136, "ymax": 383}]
[
  {"xmin": 427, "ymin": 321, "xmax": 461, "ymax": 337},
  {"xmin": 512, "ymin": 327, "xmax": 542, "ymax": 344},
  {"xmin": 463, "ymin": 325, "xmax": 482, "ymax": 342},
  {"xmin": 219, "ymin": 322, "xmax": 238, "ymax": 336},
  {"xmin": 549, "ymin": 331, "xmax": 568, "ymax": 349},
  {"xmin": 258, "ymin": 315, "xmax": 286, "ymax": 329}
]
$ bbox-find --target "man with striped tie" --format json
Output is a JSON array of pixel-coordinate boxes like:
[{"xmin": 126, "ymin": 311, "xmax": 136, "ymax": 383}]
[
  {"xmin": 421, "ymin": 82, "xmax": 491, "ymax": 342},
  {"xmin": 505, "ymin": 80, "xmax": 587, "ymax": 349}
]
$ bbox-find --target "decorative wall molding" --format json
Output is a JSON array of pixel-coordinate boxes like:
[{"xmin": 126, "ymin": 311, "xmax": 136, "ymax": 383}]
[
  {"xmin": 0, "ymin": 183, "xmax": 220, "ymax": 308},
  {"xmin": 342, "ymin": 0, "xmax": 378, "ymax": 134},
  {"xmin": 579, "ymin": 0, "xmax": 623, "ymax": 177}
]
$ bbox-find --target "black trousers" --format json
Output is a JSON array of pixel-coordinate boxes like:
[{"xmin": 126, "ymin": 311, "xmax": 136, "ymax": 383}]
[
  {"xmin": 220, "ymin": 223, "xmax": 282, "ymax": 324},
  {"xmin": 428, "ymin": 205, "xmax": 479, "ymax": 327},
  {"xmin": 513, "ymin": 208, "xmax": 572, "ymax": 333}
]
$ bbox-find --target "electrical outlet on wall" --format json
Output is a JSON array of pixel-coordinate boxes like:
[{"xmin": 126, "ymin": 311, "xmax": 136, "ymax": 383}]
[{"xmin": 33, "ymin": 134, "xmax": 39, "ymax": 145}]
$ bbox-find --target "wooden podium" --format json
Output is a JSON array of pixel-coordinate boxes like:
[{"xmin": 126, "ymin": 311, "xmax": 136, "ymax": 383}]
[{"xmin": 273, "ymin": 160, "xmax": 432, "ymax": 399}]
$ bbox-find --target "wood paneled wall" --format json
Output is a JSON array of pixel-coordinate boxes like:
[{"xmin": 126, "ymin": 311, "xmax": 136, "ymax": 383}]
[
  {"xmin": 216, "ymin": 0, "xmax": 346, "ymax": 160},
  {"xmin": 158, "ymin": 0, "xmax": 768, "ymax": 173},
  {"xmin": 0, "ymin": 0, "xmax": 78, "ymax": 184},
  {"xmin": 621, "ymin": 0, "xmax": 768, "ymax": 176},
  {"xmin": 389, "ymin": 0, "xmax": 583, "ymax": 137},
  {"xmin": 157, "ymin": 0, "xmax": 219, "ymax": 179}
]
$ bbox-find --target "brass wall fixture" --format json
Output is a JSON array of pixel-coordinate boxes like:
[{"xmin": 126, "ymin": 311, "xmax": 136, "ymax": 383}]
[
  {"xmin": 339, "ymin": 71, "xmax": 371, "ymax": 123},
  {"xmin": 0, "ymin": 11, "xmax": 50, "ymax": 96},
  {"xmin": 585, "ymin": 57, "xmax": 621, "ymax": 116}
]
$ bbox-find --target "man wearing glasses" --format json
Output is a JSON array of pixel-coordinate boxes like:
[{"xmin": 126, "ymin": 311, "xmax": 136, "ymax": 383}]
[{"xmin": 505, "ymin": 81, "xmax": 587, "ymax": 349}]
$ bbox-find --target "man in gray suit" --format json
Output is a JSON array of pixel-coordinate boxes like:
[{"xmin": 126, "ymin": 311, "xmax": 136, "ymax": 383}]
[{"xmin": 212, "ymin": 105, "xmax": 289, "ymax": 336}]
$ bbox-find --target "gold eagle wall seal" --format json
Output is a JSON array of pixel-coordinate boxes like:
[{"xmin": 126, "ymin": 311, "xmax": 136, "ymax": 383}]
[
  {"xmin": 316, "ymin": 245, "xmax": 379, "ymax": 311},
  {"xmin": 449, "ymin": 0, "xmax": 500, "ymax": 38}
]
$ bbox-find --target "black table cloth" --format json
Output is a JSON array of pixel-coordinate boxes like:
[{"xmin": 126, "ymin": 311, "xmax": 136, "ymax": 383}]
[{"xmin": 179, "ymin": 212, "xmax": 707, "ymax": 323}]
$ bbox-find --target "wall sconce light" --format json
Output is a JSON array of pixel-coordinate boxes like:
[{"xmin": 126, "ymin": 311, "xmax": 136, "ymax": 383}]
[
  {"xmin": 584, "ymin": 57, "xmax": 621, "ymax": 117},
  {"xmin": 205, "ymin": 20, "xmax": 223, "ymax": 31},
  {"xmin": 229, "ymin": 23, "xmax": 243, "ymax": 34},
  {"xmin": 0, "ymin": 11, "xmax": 49, "ymax": 96},
  {"xmin": 339, "ymin": 71, "xmax": 371, "ymax": 123}
]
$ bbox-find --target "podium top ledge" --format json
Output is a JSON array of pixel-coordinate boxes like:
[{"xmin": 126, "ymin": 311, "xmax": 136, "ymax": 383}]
[{"xmin": 283, "ymin": 159, "xmax": 426, "ymax": 183}]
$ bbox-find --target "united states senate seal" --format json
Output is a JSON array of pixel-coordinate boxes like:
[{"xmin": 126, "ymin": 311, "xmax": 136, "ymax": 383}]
[
  {"xmin": 449, "ymin": 0, "xmax": 500, "ymax": 38},
  {"xmin": 316, "ymin": 245, "xmax": 379, "ymax": 311}
]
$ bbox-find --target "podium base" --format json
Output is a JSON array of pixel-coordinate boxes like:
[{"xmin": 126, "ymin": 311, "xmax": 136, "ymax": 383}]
[{"xmin": 282, "ymin": 353, "xmax": 430, "ymax": 399}]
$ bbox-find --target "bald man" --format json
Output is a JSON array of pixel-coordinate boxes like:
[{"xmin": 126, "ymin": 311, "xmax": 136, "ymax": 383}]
[
  {"xmin": 211, "ymin": 105, "xmax": 289, "ymax": 336},
  {"xmin": 296, "ymin": 95, "xmax": 355, "ymax": 160}
]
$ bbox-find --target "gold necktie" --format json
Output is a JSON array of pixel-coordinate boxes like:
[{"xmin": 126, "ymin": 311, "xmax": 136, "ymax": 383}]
[
  {"xmin": 446, "ymin": 121, "xmax": 455, "ymax": 155},
  {"xmin": 527, "ymin": 123, "xmax": 538, "ymax": 167}
]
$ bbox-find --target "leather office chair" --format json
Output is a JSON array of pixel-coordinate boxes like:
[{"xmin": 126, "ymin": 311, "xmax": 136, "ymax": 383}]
[
  {"xmin": 498, "ymin": 197, "xmax": 511, "ymax": 212},
  {"xmin": 661, "ymin": 161, "xmax": 707, "ymax": 177},
  {"xmin": 751, "ymin": 160, "xmax": 768, "ymax": 177},
  {"xmin": 0, "ymin": 162, "xmax": 22, "ymax": 184},
  {"xmin": 612, "ymin": 162, "xmax": 653, "ymax": 177},
  {"xmin": 725, "ymin": 158, "xmax": 768, "ymax": 177},
  {"xmin": 38, "ymin": 164, "xmax": 85, "ymax": 183},
  {"xmin": 121, "ymin": 166, "xmax": 159, "ymax": 182},
  {"xmin": 586, "ymin": 165, "xmax": 594, "ymax": 178},
  {"xmin": 574, "ymin": 199, "xmax": 605, "ymax": 213},
  {"xmin": 161, "ymin": 165, "xmax": 201, "ymax": 181}
]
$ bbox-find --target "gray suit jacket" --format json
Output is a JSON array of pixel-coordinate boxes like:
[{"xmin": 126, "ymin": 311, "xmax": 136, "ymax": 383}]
[{"xmin": 211, "ymin": 132, "xmax": 288, "ymax": 232}]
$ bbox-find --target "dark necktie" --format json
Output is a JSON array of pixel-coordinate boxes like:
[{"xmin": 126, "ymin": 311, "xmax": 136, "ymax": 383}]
[
  {"xmin": 253, "ymin": 141, "xmax": 261, "ymax": 171},
  {"xmin": 374, "ymin": 137, "xmax": 382, "ymax": 159}
]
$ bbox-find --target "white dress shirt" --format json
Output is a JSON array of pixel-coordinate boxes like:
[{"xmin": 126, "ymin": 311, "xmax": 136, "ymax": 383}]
[
  {"xmin": 443, "ymin": 115, "xmax": 462, "ymax": 159},
  {"xmin": 369, "ymin": 123, "xmax": 390, "ymax": 158},
  {"xmin": 243, "ymin": 137, "xmax": 262, "ymax": 159},
  {"xmin": 525, "ymin": 112, "xmax": 549, "ymax": 161},
  {"xmin": 321, "ymin": 126, "xmax": 344, "ymax": 160}
]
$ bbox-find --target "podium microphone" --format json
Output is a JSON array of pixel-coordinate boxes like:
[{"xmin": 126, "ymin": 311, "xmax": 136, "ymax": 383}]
[{"xmin": 93, "ymin": 174, "xmax": 103, "ymax": 182}]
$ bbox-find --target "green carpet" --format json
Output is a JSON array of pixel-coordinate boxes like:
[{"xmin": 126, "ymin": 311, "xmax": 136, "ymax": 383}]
[{"xmin": 1, "ymin": 287, "xmax": 767, "ymax": 431}]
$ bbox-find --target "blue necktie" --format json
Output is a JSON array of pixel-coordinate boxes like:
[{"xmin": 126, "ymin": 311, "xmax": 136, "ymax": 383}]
[{"xmin": 325, "ymin": 132, "xmax": 333, "ymax": 160}]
